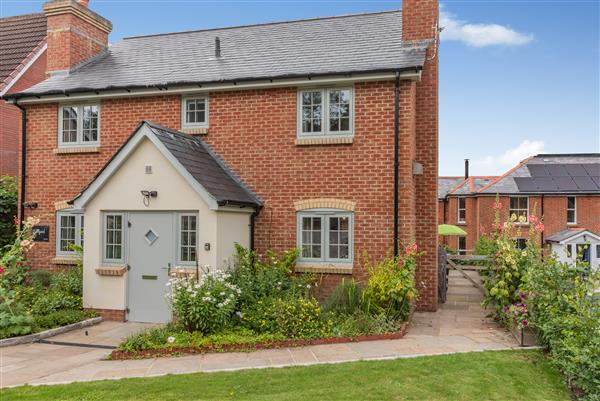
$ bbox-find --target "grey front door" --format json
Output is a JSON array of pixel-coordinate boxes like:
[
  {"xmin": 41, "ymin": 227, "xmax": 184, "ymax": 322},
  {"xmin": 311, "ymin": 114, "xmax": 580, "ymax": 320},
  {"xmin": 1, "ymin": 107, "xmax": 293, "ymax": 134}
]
[{"xmin": 127, "ymin": 212, "xmax": 175, "ymax": 323}]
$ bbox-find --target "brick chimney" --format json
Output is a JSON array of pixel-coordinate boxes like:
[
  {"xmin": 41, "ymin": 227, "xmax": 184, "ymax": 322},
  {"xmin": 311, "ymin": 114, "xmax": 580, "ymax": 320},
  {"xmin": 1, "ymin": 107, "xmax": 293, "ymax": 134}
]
[
  {"xmin": 43, "ymin": 0, "xmax": 112, "ymax": 74},
  {"xmin": 402, "ymin": 0, "xmax": 439, "ymax": 41}
]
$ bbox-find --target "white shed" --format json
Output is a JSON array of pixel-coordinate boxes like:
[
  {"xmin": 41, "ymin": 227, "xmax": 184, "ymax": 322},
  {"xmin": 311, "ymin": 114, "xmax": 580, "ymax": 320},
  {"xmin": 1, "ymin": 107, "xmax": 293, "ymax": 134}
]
[{"xmin": 546, "ymin": 229, "xmax": 600, "ymax": 270}]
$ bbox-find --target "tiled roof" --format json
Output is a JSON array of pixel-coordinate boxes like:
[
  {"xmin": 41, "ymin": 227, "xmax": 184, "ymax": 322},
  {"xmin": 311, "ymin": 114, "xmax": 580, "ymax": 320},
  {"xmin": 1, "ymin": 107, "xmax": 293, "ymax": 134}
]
[
  {"xmin": 438, "ymin": 176, "xmax": 497, "ymax": 199},
  {"xmin": 146, "ymin": 122, "xmax": 261, "ymax": 207},
  {"xmin": 0, "ymin": 13, "xmax": 47, "ymax": 84},
  {"xmin": 546, "ymin": 228, "xmax": 598, "ymax": 243},
  {"xmin": 479, "ymin": 154, "xmax": 600, "ymax": 194},
  {"xmin": 438, "ymin": 177, "xmax": 464, "ymax": 199},
  {"xmin": 15, "ymin": 10, "xmax": 428, "ymax": 97}
]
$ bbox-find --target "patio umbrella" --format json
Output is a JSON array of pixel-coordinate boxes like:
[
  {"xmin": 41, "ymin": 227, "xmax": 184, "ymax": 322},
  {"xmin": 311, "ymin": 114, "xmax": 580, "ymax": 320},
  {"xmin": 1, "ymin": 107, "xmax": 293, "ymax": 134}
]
[{"xmin": 438, "ymin": 224, "xmax": 467, "ymax": 236}]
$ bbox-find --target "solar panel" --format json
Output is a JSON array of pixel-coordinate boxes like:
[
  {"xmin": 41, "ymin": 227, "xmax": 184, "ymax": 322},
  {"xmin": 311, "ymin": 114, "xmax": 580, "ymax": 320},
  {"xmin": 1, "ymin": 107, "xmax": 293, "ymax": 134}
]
[
  {"xmin": 573, "ymin": 176, "xmax": 599, "ymax": 191},
  {"xmin": 514, "ymin": 177, "xmax": 538, "ymax": 191},
  {"xmin": 583, "ymin": 163, "xmax": 600, "ymax": 177},
  {"xmin": 565, "ymin": 164, "xmax": 588, "ymax": 176},
  {"xmin": 545, "ymin": 164, "xmax": 569, "ymax": 177},
  {"xmin": 534, "ymin": 177, "xmax": 559, "ymax": 191},
  {"xmin": 592, "ymin": 176, "xmax": 600, "ymax": 188},
  {"xmin": 527, "ymin": 164, "xmax": 549, "ymax": 177},
  {"xmin": 553, "ymin": 176, "xmax": 578, "ymax": 191}
]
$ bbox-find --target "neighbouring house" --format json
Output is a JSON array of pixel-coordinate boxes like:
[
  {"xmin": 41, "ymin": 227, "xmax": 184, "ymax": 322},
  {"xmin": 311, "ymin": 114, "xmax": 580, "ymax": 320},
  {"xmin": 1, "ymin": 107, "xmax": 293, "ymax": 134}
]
[
  {"xmin": 546, "ymin": 229, "xmax": 600, "ymax": 270},
  {"xmin": 4, "ymin": 0, "xmax": 440, "ymax": 323},
  {"xmin": 439, "ymin": 154, "xmax": 600, "ymax": 258},
  {"xmin": 0, "ymin": 13, "xmax": 48, "ymax": 176}
]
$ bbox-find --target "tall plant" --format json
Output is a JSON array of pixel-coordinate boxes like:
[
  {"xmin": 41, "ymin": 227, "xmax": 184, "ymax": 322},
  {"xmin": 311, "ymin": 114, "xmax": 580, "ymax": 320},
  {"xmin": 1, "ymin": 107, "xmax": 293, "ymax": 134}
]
[{"xmin": 0, "ymin": 176, "xmax": 18, "ymax": 251}]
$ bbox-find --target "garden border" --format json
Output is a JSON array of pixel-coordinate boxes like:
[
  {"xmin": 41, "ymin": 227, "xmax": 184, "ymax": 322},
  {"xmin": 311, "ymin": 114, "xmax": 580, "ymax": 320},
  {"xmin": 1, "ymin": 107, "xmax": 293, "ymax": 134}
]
[
  {"xmin": 110, "ymin": 321, "xmax": 410, "ymax": 360},
  {"xmin": 0, "ymin": 317, "xmax": 103, "ymax": 348}
]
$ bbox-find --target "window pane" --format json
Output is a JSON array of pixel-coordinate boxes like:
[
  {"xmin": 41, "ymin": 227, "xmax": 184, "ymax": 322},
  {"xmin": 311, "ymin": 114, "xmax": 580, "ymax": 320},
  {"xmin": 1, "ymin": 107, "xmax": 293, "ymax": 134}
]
[
  {"xmin": 105, "ymin": 214, "xmax": 123, "ymax": 261},
  {"xmin": 301, "ymin": 91, "xmax": 322, "ymax": 133},
  {"xmin": 186, "ymin": 99, "xmax": 206, "ymax": 125},
  {"xmin": 567, "ymin": 210, "xmax": 575, "ymax": 224},
  {"xmin": 567, "ymin": 197, "xmax": 576, "ymax": 209},
  {"xmin": 180, "ymin": 215, "xmax": 197, "ymax": 262},
  {"xmin": 328, "ymin": 89, "xmax": 351, "ymax": 132},
  {"xmin": 62, "ymin": 107, "xmax": 78, "ymax": 143}
]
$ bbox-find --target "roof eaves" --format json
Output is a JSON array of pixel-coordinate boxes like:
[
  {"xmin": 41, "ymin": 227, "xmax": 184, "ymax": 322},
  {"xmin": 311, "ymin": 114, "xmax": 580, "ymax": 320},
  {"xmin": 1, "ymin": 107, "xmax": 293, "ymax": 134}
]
[{"xmin": 0, "ymin": 38, "xmax": 47, "ymax": 96}]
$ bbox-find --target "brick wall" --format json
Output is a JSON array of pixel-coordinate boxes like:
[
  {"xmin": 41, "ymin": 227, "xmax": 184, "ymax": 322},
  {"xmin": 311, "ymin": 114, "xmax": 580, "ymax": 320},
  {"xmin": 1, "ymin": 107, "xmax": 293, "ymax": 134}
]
[
  {"xmin": 403, "ymin": 0, "xmax": 439, "ymax": 310},
  {"xmin": 1, "ymin": 51, "xmax": 47, "ymax": 177}
]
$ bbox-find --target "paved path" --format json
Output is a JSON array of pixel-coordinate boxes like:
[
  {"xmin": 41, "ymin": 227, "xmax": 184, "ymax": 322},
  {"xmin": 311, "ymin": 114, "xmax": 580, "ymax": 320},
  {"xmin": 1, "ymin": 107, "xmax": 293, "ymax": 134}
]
[{"xmin": 1, "ymin": 271, "xmax": 518, "ymax": 388}]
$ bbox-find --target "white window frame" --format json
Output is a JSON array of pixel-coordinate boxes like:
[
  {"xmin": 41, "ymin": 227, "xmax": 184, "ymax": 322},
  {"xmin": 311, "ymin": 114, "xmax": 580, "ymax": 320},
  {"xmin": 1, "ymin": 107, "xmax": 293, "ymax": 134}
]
[
  {"xmin": 567, "ymin": 196, "xmax": 577, "ymax": 225},
  {"xmin": 177, "ymin": 213, "xmax": 198, "ymax": 266},
  {"xmin": 457, "ymin": 197, "xmax": 466, "ymax": 224},
  {"xmin": 509, "ymin": 196, "xmax": 529, "ymax": 222},
  {"xmin": 181, "ymin": 95, "xmax": 209, "ymax": 128},
  {"xmin": 56, "ymin": 211, "xmax": 84, "ymax": 256},
  {"xmin": 457, "ymin": 236, "xmax": 467, "ymax": 255},
  {"xmin": 297, "ymin": 209, "xmax": 354, "ymax": 264},
  {"xmin": 297, "ymin": 87, "xmax": 354, "ymax": 138},
  {"xmin": 102, "ymin": 212, "xmax": 125, "ymax": 264},
  {"xmin": 58, "ymin": 103, "xmax": 100, "ymax": 147}
]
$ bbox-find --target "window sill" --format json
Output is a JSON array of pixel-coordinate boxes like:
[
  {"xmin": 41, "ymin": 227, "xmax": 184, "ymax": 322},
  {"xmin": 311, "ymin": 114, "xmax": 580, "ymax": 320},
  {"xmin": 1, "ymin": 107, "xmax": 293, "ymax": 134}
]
[
  {"xmin": 95, "ymin": 266, "xmax": 127, "ymax": 276},
  {"xmin": 456, "ymin": 222, "xmax": 466, "ymax": 226},
  {"xmin": 52, "ymin": 256, "xmax": 79, "ymax": 265},
  {"xmin": 181, "ymin": 127, "xmax": 209, "ymax": 135},
  {"xmin": 54, "ymin": 146, "xmax": 100, "ymax": 154},
  {"xmin": 295, "ymin": 136, "xmax": 353, "ymax": 146},
  {"xmin": 295, "ymin": 262, "xmax": 353, "ymax": 274}
]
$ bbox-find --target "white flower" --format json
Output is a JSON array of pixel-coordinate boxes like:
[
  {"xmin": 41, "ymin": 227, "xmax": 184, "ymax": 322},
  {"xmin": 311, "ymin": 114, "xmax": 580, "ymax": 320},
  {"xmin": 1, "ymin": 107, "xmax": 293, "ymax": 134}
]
[
  {"xmin": 165, "ymin": 282, "xmax": 172, "ymax": 287},
  {"xmin": 306, "ymin": 284, "xmax": 311, "ymax": 289},
  {"xmin": 236, "ymin": 311, "xmax": 243, "ymax": 318},
  {"xmin": 167, "ymin": 336, "xmax": 176, "ymax": 343},
  {"xmin": 220, "ymin": 292, "xmax": 226, "ymax": 296},
  {"xmin": 194, "ymin": 284, "xmax": 201, "ymax": 289},
  {"xmin": 217, "ymin": 302, "xmax": 224, "ymax": 308},
  {"xmin": 229, "ymin": 293, "xmax": 234, "ymax": 299}
]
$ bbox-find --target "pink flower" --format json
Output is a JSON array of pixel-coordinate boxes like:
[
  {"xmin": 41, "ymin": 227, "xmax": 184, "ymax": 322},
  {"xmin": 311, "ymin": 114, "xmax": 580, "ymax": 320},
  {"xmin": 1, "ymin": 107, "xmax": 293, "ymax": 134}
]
[
  {"xmin": 20, "ymin": 240, "xmax": 31, "ymax": 247},
  {"xmin": 493, "ymin": 202, "xmax": 502, "ymax": 210},
  {"xmin": 15, "ymin": 261, "xmax": 22, "ymax": 267},
  {"xmin": 536, "ymin": 223, "xmax": 545, "ymax": 233},
  {"xmin": 0, "ymin": 266, "xmax": 4, "ymax": 275},
  {"xmin": 528, "ymin": 215, "xmax": 538, "ymax": 224},
  {"xmin": 480, "ymin": 225, "xmax": 486, "ymax": 234}
]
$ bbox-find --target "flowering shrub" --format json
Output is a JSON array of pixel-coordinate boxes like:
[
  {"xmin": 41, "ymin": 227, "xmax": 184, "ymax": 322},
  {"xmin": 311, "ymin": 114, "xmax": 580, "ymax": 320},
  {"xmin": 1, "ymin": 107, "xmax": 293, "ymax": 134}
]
[
  {"xmin": 229, "ymin": 244, "xmax": 312, "ymax": 308},
  {"xmin": 501, "ymin": 296, "xmax": 530, "ymax": 330},
  {"xmin": 0, "ymin": 176, "xmax": 18, "ymax": 250},
  {"xmin": 168, "ymin": 268, "xmax": 241, "ymax": 334},
  {"xmin": 479, "ymin": 198, "xmax": 543, "ymax": 316},
  {"xmin": 241, "ymin": 296, "xmax": 332, "ymax": 339},
  {"xmin": 0, "ymin": 217, "xmax": 38, "ymax": 338},
  {"xmin": 361, "ymin": 244, "xmax": 419, "ymax": 320}
]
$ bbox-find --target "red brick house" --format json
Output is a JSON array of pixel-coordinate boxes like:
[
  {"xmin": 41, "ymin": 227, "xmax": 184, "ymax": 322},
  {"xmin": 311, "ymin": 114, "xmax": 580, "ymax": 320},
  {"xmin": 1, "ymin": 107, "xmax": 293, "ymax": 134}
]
[
  {"xmin": 0, "ymin": 13, "xmax": 48, "ymax": 176},
  {"xmin": 5, "ymin": 0, "xmax": 440, "ymax": 322},
  {"xmin": 439, "ymin": 154, "xmax": 600, "ymax": 267}
]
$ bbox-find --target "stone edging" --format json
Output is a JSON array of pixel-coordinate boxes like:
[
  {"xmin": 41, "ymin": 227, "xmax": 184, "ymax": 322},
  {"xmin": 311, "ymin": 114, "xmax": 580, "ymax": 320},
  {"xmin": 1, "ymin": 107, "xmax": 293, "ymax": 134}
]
[
  {"xmin": 0, "ymin": 317, "xmax": 103, "ymax": 348},
  {"xmin": 110, "ymin": 321, "xmax": 410, "ymax": 360}
]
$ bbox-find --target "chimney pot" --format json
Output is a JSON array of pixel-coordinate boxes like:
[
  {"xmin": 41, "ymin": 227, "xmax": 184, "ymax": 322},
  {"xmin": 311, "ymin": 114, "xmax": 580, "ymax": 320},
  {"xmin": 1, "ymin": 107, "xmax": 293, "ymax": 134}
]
[
  {"xmin": 79, "ymin": 0, "xmax": 89, "ymax": 6},
  {"xmin": 464, "ymin": 159, "xmax": 470, "ymax": 180}
]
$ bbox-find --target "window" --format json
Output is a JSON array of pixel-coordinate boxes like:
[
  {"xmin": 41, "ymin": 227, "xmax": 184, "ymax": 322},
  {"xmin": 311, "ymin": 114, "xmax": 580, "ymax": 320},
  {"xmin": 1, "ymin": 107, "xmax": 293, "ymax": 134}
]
[
  {"xmin": 567, "ymin": 196, "xmax": 576, "ymax": 224},
  {"xmin": 509, "ymin": 196, "xmax": 529, "ymax": 221},
  {"xmin": 297, "ymin": 210, "xmax": 353, "ymax": 263},
  {"xmin": 566, "ymin": 244, "xmax": 572, "ymax": 258},
  {"xmin": 182, "ymin": 96, "xmax": 208, "ymax": 128},
  {"xmin": 56, "ymin": 212, "xmax": 84, "ymax": 255},
  {"xmin": 515, "ymin": 238, "xmax": 528, "ymax": 250},
  {"xmin": 104, "ymin": 214, "xmax": 124, "ymax": 262},
  {"xmin": 59, "ymin": 104, "xmax": 99, "ymax": 146},
  {"xmin": 179, "ymin": 214, "xmax": 197, "ymax": 264},
  {"xmin": 457, "ymin": 237, "xmax": 467, "ymax": 255},
  {"xmin": 576, "ymin": 244, "xmax": 591, "ymax": 264},
  {"xmin": 457, "ymin": 197, "xmax": 466, "ymax": 223},
  {"xmin": 298, "ymin": 88, "xmax": 353, "ymax": 137}
]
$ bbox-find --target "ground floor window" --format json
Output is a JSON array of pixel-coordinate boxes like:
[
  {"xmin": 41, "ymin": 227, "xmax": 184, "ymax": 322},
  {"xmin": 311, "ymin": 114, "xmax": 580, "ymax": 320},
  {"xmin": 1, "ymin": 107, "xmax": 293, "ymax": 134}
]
[
  {"xmin": 103, "ymin": 213, "xmax": 124, "ymax": 263},
  {"xmin": 179, "ymin": 214, "xmax": 198, "ymax": 264},
  {"xmin": 457, "ymin": 236, "xmax": 467, "ymax": 255},
  {"xmin": 297, "ymin": 210, "xmax": 353, "ymax": 263},
  {"xmin": 515, "ymin": 238, "xmax": 528, "ymax": 250},
  {"xmin": 56, "ymin": 211, "xmax": 84, "ymax": 255}
]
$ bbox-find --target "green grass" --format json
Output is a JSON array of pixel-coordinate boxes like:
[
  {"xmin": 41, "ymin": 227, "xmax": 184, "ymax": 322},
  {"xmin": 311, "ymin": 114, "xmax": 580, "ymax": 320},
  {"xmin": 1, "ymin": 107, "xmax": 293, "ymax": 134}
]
[{"xmin": 1, "ymin": 350, "xmax": 570, "ymax": 401}]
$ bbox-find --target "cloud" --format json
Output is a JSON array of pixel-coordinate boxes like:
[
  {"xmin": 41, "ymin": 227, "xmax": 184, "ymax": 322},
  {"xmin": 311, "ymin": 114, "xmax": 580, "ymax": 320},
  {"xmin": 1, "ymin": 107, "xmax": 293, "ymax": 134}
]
[
  {"xmin": 440, "ymin": 8, "xmax": 534, "ymax": 47},
  {"xmin": 474, "ymin": 140, "xmax": 545, "ymax": 174}
]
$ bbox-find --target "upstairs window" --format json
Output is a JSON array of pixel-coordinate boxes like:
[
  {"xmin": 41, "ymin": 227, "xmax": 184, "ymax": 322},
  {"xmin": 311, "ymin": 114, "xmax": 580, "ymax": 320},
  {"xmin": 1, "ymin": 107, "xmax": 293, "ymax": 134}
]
[
  {"xmin": 509, "ymin": 196, "xmax": 529, "ymax": 221},
  {"xmin": 457, "ymin": 197, "xmax": 466, "ymax": 223},
  {"xmin": 59, "ymin": 104, "xmax": 99, "ymax": 147},
  {"xmin": 297, "ymin": 210, "xmax": 353, "ymax": 263},
  {"xmin": 56, "ymin": 212, "xmax": 84, "ymax": 255},
  {"xmin": 567, "ymin": 196, "xmax": 577, "ymax": 224},
  {"xmin": 298, "ymin": 88, "xmax": 353, "ymax": 137},
  {"xmin": 182, "ymin": 96, "xmax": 208, "ymax": 128}
]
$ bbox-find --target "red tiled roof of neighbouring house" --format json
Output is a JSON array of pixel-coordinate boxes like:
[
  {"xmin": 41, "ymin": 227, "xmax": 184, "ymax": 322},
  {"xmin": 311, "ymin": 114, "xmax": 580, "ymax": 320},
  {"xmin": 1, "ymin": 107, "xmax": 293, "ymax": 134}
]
[{"xmin": 0, "ymin": 13, "xmax": 47, "ymax": 86}]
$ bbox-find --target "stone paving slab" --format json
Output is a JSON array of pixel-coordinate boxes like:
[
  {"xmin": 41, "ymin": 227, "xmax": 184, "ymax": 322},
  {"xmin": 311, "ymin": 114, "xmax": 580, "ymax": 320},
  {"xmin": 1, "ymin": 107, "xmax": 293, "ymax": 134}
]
[{"xmin": 0, "ymin": 271, "xmax": 520, "ymax": 388}]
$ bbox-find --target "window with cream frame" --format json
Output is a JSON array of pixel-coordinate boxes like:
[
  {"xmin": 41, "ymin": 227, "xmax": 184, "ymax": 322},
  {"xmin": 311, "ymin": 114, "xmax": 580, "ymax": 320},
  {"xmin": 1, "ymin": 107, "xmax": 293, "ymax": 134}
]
[
  {"xmin": 509, "ymin": 196, "xmax": 529, "ymax": 221},
  {"xmin": 178, "ymin": 213, "xmax": 198, "ymax": 265},
  {"xmin": 297, "ymin": 88, "xmax": 354, "ymax": 138},
  {"xmin": 58, "ymin": 104, "xmax": 100, "ymax": 147},
  {"xmin": 103, "ymin": 213, "xmax": 125, "ymax": 264},
  {"xmin": 182, "ymin": 95, "xmax": 209, "ymax": 128},
  {"xmin": 297, "ymin": 209, "xmax": 353, "ymax": 264}
]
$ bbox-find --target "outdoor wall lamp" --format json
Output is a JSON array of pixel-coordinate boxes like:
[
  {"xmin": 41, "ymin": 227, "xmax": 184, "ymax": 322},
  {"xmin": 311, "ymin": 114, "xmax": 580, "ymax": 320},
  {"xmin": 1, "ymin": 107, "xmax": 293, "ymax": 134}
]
[
  {"xmin": 23, "ymin": 201, "xmax": 38, "ymax": 209},
  {"xmin": 140, "ymin": 190, "xmax": 158, "ymax": 207}
]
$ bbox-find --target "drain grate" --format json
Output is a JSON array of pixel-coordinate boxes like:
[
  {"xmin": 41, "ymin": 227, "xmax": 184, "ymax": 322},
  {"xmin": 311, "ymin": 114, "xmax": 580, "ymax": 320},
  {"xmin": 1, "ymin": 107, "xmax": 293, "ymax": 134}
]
[{"xmin": 36, "ymin": 339, "xmax": 117, "ymax": 350}]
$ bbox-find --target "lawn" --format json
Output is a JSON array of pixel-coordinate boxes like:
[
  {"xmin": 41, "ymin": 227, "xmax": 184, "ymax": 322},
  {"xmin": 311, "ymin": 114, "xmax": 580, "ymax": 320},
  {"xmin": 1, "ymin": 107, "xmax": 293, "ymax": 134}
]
[{"xmin": 1, "ymin": 350, "xmax": 571, "ymax": 401}]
